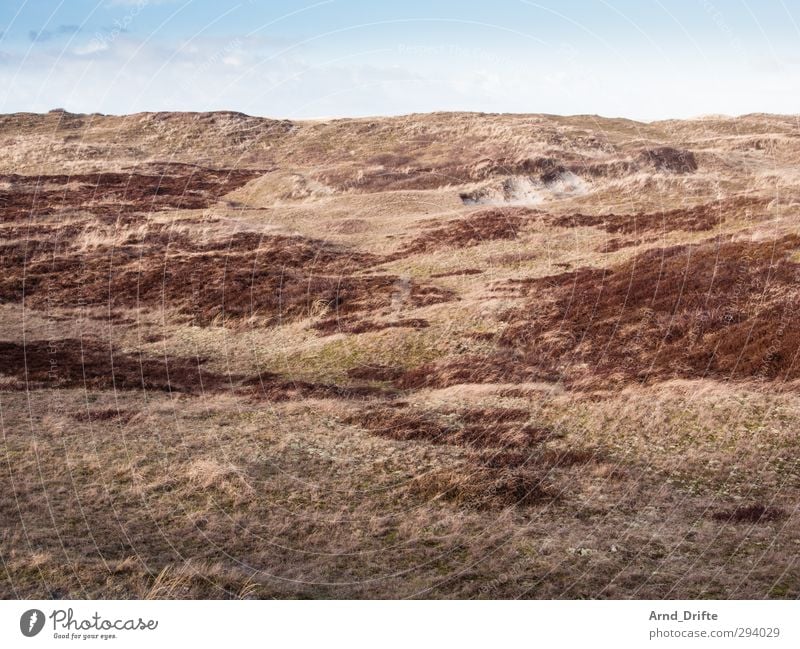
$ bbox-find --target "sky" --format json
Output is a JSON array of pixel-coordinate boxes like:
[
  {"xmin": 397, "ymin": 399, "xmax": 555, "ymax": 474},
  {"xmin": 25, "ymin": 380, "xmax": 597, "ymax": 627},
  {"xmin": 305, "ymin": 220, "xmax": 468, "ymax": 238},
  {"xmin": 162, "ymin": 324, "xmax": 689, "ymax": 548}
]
[{"xmin": 0, "ymin": 0, "xmax": 797, "ymax": 120}]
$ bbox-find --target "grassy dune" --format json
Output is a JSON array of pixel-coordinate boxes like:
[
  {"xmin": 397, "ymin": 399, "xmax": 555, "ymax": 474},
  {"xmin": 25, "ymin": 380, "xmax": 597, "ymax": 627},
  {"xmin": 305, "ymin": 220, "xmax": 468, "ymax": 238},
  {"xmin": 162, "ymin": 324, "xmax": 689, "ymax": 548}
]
[{"xmin": 1, "ymin": 110, "xmax": 799, "ymax": 598}]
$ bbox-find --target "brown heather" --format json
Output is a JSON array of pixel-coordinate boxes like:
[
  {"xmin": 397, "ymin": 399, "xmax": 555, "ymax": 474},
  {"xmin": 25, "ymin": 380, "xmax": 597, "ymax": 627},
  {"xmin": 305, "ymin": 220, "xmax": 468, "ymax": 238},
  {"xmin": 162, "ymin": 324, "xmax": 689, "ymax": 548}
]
[{"xmin": 1, "ymin": 110, "xmax": 800, "ymax": 599}]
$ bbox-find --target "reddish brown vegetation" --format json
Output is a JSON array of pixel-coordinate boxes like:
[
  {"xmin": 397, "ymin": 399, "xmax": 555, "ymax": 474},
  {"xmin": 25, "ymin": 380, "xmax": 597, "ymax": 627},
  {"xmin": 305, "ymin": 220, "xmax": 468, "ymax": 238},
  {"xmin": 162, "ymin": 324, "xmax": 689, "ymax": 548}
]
[
  {"xmin": 391, "ymin": 208, "xmax": 532, "ymax": 258},
  {"xmin": 399, "ymin": 234, "xmax": 800, "ymax": 387},
  {"xmin": 638, "ymin": 147, "xmax": 698, "ymax": 173},
  {"xmin": 553, "ymin": 197, "xmax": 765, "ymax": 235},
  {"xmin": 596, "ymin": 237, "xmax": 652, "ymax": 253},
  {"xmin": 345, "ymin": 405, "xmax": 551, "ymax": 449},
  {"xmin": 0, "ymin": 339, "xmax": 236, "ymax": 392},
  {"xmin": 0, "ymin": 168, "xmax": 259, "ymax": 222},
  {"xmin": 396, "ymin": 351, "xmax": 552, "ymax": 389},
  {"xmin": 409, "ymin": 463, "xmax": 554, "ymax": 508},
  {"xmin": 3, "ymin": 231, "xmax": 452, "ymax": 326},
  {"xmin": 712, "ymin": 504, "xmax": 788, "ymax": 524},
  {"xmin": 430, "ymin": 268, "xmax": 484, "ymax": 278},
  {"xmin": 347, "ymin": 403, "xmax": 600, "ymax": 507},
  {"xmin": 346, "ymin": 364, "xmax": 406, "ymax": 381},
  {"xmin": 0, "ymin": 339, "xmax": 390, "ymax": 399},
  {"xmin": 503, "ymin": 234, "xmax": 800, "ymax": 384},
  {"xmin": 71, "ymin": 408, "xmax": 136, "ymax": 423}
]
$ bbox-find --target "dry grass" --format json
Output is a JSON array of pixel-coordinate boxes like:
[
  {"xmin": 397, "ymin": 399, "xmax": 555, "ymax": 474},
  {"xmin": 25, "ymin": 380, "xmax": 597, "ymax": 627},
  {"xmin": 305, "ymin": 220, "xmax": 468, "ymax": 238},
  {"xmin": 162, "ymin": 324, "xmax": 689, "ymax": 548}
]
[{"xmin": 2, "ymin": 110, "xmax": 800, "ymax": 599}]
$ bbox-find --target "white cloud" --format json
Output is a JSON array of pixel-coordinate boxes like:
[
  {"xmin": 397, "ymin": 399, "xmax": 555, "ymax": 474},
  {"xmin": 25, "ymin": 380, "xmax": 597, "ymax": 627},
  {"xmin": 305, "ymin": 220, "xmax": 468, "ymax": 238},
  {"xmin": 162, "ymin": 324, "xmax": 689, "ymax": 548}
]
[
  {"xmin": 1, "ymin": 29, "xmax": 799, "ymax": 120},
  {"xmin": 74, "ymin": 39, "xmax": 110, "ymax": 55}
]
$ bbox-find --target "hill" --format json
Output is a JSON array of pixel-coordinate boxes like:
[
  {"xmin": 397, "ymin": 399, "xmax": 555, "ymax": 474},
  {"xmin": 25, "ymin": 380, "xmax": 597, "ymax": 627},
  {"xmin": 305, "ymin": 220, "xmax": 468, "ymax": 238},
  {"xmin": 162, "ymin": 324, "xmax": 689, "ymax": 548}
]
[{"xmin": 1, "ymin": 110, "xmax": 799, "ymax": 598}]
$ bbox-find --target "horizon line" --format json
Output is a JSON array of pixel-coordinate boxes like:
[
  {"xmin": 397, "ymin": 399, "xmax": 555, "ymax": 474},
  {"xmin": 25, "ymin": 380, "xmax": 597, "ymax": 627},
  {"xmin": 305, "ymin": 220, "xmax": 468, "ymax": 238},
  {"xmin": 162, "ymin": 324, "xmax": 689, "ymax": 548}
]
[{"xmin": 6, "ymin": 108, "xmax": 800, "ymax": 125}]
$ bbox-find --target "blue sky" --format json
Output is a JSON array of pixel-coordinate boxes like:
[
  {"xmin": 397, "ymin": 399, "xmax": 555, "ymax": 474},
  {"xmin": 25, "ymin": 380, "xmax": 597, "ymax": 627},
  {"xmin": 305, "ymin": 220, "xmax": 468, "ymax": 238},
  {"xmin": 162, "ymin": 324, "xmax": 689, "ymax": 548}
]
[{"xmin": 0, "ymin": 0, "xmax": 797, "ymax": 120}]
